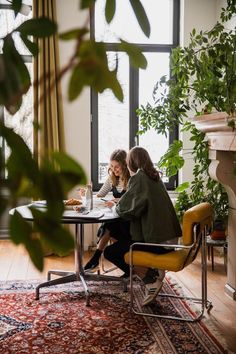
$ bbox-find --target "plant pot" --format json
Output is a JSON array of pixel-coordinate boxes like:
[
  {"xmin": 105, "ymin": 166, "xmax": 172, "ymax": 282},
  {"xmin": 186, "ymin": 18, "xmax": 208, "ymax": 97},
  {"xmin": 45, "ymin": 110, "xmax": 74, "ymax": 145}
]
[
  {"xmin": 210, "ymin": 218, "xmax": 227, "ymax": 240},
  {"xmin": 210, "ymin": 229, "xmax": 226, "ymax": 240}
]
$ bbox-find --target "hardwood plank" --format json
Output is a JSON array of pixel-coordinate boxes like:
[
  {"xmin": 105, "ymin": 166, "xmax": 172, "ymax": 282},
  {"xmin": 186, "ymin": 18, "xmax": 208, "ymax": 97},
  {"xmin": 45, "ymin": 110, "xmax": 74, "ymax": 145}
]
[{"xmin": 0, "ymin": 240, "xmax": 19, "ymax": 281}]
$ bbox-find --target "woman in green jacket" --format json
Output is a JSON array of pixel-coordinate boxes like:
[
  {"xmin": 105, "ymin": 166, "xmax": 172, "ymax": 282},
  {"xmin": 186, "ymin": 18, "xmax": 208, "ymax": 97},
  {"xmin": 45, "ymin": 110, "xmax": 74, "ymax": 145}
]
[{"xmin": 103, "ymin": 146, "xmax": 182, "ymax": 306}]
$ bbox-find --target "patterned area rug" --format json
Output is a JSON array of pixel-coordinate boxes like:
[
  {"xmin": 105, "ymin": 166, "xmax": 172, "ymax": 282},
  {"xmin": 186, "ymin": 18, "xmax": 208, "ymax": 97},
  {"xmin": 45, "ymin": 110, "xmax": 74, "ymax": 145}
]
[{"xmin": 0, "ymin": 277, "xmax": 227, "ymax": 354}]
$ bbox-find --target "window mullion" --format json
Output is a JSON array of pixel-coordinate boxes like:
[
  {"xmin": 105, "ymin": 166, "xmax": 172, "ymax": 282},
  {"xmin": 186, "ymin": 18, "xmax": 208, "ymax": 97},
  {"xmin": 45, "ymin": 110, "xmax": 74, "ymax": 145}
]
[
  {"xmin": 129, "ymin": 65, "xmax": 139, "ymax": 148},
  {"xmin": 173, "ymin": 0, "xmax": 180, "ymax": 46},
  {"xmin": 91, "ymin": 89, "xmax": 99, "ymax": 187}
]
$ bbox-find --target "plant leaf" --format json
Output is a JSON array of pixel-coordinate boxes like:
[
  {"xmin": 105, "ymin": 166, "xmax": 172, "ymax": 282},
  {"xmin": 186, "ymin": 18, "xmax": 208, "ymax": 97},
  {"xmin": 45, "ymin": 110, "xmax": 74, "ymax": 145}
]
[
  {"xmin": 129, "ymin": 0, "xmax": 150, "ymax": 38},
  {"xmin": 11, "ymin": 0, "xmax": 22, "ymax": 17},
  {"xmin": 119, "ymin": 40, "xmax": 147, "ymax": 69},
  {"xmin": 10, "ymin": 210, "xmax": 33, "ymax": 245},
  {"xmin": 0, "ymin": 123, "xmax": 38, "ymax": 182},
  {"xmin": 80, "ymin": 0, "xmax": 95, "ymax": 9},
  {"xmin": 30, "ymin": 208, "xmax": 74, "ymax": 254},
  {"xmin": 52, "ymin": 151, "xmax": 87, "ymax": 181},
  {"xmin": 50, "ymin": 151, "xmax": 87, "ymax": 193},
  {"xmin": 9, "ymin": 211, "xmax": 44, "ymax": 271},
  {"xmin": 68, "ymin": 65, "xmax": 88, "ymax": 101},
  {"xmin": 157, "ymin": 140, "xmax": 184, "ymax": 177},
  {"xmin": 25, "ymin": 238, "xmax": 44, "ymax": 271},
  {"xmin": 20, "ymin": 34, "xmax": 39, "ymax": 56},
  {"xmin": 59, "ymin": 28, "xmax": 89, "ymax": 40},
  {"xmin": 16, "ymin": 17, "xmax": 57, "ymax": 38},
  {"xmin": 71, "ymin": 40, "xmax": 124, "ymax": 102},
  {"xmin": 105, "ymin": 0, "xmax": 116, "ymax": 23},
  {"xmin": 175, "ymin": 182, "xmax": 190, "ymax": 192},
  {"xmin": 1, "ymin": 35, "xmax": 30, "ymax": 113}
]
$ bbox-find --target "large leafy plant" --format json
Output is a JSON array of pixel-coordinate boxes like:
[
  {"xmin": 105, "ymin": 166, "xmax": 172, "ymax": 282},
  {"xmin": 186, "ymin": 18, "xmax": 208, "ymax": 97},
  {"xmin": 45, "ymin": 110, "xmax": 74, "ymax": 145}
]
[
  {"xmin": 0, "ymin": 0, "xmax": 150, "ymax": 270},
  {"xmin": 138, "ymin": 1, "xmax": 236, "ymax": 138},
  {"xmin": 137, "ymin": 1, "xmax": 235, "ymax": 222},
  {"xmin": 173, "ymin": 122, "xmax": 228, "ymax": 223}
]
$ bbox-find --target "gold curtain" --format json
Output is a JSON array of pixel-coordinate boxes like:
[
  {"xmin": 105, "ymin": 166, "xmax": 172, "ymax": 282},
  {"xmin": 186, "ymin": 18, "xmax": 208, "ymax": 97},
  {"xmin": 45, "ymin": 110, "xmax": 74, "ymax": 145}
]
[{"xmin": 33, "ymin": 0, "xmax": 65, "ymax": 166}]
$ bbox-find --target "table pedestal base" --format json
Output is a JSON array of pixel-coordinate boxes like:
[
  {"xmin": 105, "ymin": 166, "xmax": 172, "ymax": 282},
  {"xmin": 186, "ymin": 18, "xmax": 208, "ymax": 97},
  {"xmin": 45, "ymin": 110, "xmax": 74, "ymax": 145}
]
[{"xmin": 35, "ymin": 270, "xmax": 127, "ymax": 306}]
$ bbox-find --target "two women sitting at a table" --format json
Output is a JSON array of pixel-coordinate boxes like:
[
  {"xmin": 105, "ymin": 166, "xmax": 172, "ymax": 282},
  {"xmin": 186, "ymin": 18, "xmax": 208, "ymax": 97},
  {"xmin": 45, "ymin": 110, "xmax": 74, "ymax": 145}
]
[{"xmin": 103, "ymin": 146, "xmax": 182, "ymax": 306}]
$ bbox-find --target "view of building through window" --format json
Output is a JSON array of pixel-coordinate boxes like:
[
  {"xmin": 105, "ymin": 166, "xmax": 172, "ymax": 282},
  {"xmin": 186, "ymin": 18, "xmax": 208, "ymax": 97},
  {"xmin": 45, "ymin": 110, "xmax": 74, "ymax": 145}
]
[{"xmin": 92, "ymin": 0, "xmax": 179, "ymax": 188}]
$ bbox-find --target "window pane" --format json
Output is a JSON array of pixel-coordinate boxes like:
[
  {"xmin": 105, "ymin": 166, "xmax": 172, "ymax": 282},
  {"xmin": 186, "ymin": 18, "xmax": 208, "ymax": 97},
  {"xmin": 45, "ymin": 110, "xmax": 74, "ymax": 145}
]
[
  {"xmin": 4, "ymin": 62, "xmax": 33, "ymax": 164},
  {"xmin": 139, "ymin": 52, "xmax": 170, "ymax": 182},
  {"xmin": 0, "ymin": 5, "xmax": 32, "ymax": 55},
  {"xmin": 98, "ymin": 52, "xmax": 129, "ymax": 183},
  {"xmin": 95, "ymin": 0, "xmax": 173, "ymax": 44}
]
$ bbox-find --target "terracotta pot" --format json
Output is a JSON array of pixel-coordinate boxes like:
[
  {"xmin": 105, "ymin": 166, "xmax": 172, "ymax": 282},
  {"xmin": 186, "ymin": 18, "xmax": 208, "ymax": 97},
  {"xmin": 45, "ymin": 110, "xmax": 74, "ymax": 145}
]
[{"xmin": 210, "ymin": 229, "xmax": 226, "ymax": 240}]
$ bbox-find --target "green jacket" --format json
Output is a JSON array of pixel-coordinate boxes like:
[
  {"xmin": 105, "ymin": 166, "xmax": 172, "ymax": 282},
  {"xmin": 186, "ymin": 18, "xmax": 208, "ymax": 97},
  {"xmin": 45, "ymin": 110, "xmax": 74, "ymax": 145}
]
[{"xmin": 116, "ymin": 170, "xmax": 182, "ymax": 243}]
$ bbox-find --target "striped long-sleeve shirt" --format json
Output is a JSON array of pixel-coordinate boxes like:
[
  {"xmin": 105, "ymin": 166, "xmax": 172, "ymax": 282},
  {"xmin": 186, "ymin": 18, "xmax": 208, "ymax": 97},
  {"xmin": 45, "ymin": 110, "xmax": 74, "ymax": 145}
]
[{"xmin": 97, "ymin": 177, "xmax": 124, "ymax": 197}]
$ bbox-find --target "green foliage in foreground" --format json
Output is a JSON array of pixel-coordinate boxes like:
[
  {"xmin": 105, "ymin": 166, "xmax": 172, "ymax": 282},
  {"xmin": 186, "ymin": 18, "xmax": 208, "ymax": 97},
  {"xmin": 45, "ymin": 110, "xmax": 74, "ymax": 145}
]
[{"xmin": 0, "ymin": 122, "xmax": 86, "ymax": 270}]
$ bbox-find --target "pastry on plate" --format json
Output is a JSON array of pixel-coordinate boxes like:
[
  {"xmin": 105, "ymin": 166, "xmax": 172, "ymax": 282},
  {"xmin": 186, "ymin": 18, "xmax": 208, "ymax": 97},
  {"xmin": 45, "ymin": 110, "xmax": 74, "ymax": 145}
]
[{"xmin": 64, "ymin": 198, "xmax": 82, "ymax": 206}]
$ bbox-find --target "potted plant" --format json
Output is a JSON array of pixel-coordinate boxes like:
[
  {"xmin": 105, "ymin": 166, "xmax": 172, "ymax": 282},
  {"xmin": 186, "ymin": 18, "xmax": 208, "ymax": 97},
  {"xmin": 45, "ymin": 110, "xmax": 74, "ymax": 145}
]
[
  {"xmin": 137, "ymin": 2, "xmax": 235, "ymax": 231},
  {"xmin": 159, "ymin": 121, "xmax": 228, "ymax": 239}
]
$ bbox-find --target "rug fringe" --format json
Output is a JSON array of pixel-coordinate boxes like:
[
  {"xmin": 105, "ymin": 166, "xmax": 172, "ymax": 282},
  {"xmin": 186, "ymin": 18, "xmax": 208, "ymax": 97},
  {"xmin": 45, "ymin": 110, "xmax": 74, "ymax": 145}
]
[{"xmin": 167, "ymin": 273, "xmax": 230, "ymax": 353}]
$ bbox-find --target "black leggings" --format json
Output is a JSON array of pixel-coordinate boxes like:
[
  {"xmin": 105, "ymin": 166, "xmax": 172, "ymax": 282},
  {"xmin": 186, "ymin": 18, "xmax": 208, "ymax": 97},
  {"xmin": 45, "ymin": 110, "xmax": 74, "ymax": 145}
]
[{"xmin": 104, "ymin": 239, "xmax": 172, "ymax": 276}]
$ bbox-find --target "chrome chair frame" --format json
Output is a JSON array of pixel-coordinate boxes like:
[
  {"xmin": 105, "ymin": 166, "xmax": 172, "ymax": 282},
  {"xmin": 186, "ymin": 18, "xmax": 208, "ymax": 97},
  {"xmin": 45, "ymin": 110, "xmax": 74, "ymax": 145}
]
[{"xmin": 129, "ymin": 224, "xmax": 213, "ymax": 322}]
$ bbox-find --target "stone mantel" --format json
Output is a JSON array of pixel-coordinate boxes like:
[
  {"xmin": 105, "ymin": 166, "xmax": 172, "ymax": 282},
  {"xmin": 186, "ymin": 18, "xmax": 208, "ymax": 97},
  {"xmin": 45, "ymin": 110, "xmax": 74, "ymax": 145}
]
[{"xmin": 192, "ymin": 112, "xmax": 236, "ymax": 300}]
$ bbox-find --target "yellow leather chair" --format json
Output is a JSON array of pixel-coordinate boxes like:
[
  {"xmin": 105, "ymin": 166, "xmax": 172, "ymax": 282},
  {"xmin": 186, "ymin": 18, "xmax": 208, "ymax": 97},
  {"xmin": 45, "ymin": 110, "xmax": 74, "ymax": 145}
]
[{"xmin": 124, "ymin": 202, "xmax": 213, "ymax": 322}]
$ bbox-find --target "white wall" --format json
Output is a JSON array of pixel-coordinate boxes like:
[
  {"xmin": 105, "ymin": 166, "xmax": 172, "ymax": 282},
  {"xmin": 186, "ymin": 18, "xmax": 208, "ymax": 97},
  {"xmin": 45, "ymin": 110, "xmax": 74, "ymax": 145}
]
[
  {"xmin": 180, "ymin": 0, "xmax": 218, "ymax": 186},
  {"xmin": 57, "ymin": 0, "xmax": 91, "ymax": 183}
]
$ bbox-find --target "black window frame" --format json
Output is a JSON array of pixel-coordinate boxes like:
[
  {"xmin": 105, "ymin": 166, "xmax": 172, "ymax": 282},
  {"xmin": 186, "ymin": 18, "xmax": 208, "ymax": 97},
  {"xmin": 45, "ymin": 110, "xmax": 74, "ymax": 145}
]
[{"xmin": 91, "ymin": 0, "xmax": 180, "ymax": 191}]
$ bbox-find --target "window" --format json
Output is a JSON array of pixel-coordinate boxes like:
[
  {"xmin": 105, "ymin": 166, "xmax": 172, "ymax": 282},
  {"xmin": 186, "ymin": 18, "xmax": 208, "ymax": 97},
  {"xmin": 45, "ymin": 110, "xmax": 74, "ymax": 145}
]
[
  {"xmin": 0, "ymin": 0, "xmax": 33, "ymax": 179},
  {"xmin": 91, "ymin": 0, "xmax": 180, "ymax": 190}
]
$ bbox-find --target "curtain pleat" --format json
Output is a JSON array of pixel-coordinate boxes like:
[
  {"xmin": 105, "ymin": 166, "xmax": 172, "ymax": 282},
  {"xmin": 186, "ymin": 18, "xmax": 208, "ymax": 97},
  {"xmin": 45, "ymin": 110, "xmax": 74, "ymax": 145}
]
[{"xmin": 33, "ymin": 0, "xmax": 65, "ymax": 166}]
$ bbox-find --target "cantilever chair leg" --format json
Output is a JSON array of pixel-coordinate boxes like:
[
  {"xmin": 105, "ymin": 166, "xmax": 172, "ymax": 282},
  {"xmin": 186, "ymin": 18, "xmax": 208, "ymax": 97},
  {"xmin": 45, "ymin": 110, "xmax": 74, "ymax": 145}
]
[{"xmin": 129, "ymin": 222, "xmax": 213, "ymax": 322}]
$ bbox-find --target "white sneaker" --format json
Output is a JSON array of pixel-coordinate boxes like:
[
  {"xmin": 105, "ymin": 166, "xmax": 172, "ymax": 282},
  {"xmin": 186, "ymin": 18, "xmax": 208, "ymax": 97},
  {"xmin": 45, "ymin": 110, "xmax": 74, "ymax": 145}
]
[{"xmin": 142, "ymin": 269, "xmax": 165, "ymax": 306}]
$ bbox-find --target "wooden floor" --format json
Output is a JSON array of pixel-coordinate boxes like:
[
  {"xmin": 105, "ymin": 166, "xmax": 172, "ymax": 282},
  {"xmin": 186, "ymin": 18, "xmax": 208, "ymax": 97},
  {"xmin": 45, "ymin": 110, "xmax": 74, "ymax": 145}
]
[{"xmin": 0, "ymin": 240, "xmax": 236, "ymax": 353}]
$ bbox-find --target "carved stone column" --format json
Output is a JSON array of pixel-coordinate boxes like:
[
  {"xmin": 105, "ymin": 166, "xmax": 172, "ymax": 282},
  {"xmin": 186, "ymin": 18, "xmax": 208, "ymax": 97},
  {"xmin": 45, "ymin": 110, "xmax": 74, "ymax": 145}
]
[
  {"xmin": 208, "ymin": 149, "xmax": 236, "ymax": 299},
  {"xmin": 193, "ymin": 112, "xmax": 236, "ymax": 300}
]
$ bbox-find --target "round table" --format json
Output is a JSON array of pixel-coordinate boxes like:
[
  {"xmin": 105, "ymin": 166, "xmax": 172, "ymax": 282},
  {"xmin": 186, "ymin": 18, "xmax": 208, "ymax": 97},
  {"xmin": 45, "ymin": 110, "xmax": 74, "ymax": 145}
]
[{"xmin": 9, "ymin": 203, "xmax": 125, "ymax": 305}]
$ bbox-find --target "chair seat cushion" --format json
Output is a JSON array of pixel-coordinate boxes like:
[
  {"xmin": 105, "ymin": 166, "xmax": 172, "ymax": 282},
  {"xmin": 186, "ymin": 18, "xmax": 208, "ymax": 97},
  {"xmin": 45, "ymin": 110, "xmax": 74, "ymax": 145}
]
[{"xmin": 124, "ymin": 249, "xmax": 190, "ymax": 272}]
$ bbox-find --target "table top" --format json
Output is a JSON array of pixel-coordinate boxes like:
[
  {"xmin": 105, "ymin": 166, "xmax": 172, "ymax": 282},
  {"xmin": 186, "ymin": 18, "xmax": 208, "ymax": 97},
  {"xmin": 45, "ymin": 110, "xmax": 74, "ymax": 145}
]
[{"xmin": 9, "ymin": 199, "xmax": 119, "ymax": 224}]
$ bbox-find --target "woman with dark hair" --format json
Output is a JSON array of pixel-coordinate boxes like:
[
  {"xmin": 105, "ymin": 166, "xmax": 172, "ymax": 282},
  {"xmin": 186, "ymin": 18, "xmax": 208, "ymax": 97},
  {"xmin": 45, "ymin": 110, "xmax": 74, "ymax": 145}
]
[
  {"xmin": 104, "ymin": 146, "xmax": 182, "ymax": 305},
  {"xmin": 84, "ymin": 149, "xmax": 131, "ymax": 272}
]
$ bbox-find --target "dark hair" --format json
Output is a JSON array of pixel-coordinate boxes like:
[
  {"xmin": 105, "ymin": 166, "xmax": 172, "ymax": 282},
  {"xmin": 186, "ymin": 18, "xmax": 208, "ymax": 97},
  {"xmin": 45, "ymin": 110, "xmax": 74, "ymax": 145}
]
[
  {"xmin": 108, "ymin": 149, "xmax": 130, "ymax": 189},
  {"xmin": 127, "ymin": 146, "xmax": 160, "ymax": 182}
]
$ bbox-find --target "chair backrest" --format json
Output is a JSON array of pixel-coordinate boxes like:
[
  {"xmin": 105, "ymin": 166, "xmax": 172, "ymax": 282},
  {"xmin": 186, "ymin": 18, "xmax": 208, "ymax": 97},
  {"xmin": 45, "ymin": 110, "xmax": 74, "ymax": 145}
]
[
  {"xmin": 182, "ymin": 202, "xmax": 213, "ymax": 246},
  {"xmin": 181, "ymin": 202, "xmax": 213, "ymax": 267}
]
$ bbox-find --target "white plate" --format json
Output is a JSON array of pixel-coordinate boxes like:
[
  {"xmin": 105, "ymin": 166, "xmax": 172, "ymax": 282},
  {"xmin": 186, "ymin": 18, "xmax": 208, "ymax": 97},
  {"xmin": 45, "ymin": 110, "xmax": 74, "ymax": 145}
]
[
  {"xmin": 31, "ymin": 200, "xmax": 47, "ymax": 208},
  {"xmin": 63, "ymin": 210, "xmax": 104, "ymax": 219},
  {"xmin": 64, "ymin": 204, "xmax": 83, "ymax": 210},
  {"xmin": 31, "ymin": 200, "xmax": 83, "ymax": 210}
]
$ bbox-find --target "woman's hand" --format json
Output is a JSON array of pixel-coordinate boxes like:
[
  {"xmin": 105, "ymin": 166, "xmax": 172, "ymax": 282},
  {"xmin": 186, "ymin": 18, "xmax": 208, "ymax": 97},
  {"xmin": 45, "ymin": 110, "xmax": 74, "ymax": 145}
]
[
  {"xmin": 77, "ymin": 188, "xmax": 86, "ymax": 197},
  {"xmin": 105, "ymin": 200, "xmax": 115, "ymax": 208}
]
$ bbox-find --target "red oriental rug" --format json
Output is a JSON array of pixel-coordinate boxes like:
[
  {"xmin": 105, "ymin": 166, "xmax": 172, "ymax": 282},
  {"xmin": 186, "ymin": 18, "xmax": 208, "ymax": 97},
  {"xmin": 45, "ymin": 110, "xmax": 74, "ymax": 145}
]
[{"xmin": 0, "ymin": 277, "xmax": 227, "ymax": 354}]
